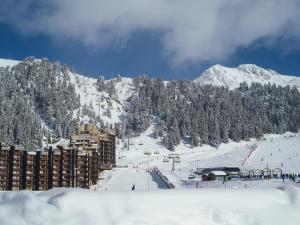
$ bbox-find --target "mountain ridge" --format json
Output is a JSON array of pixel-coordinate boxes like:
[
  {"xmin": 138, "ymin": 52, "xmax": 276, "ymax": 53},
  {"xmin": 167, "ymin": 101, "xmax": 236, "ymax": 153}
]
[
  {"xmin": 194, "ymin": 64, "xmax": 300, "ymax": 90},
  {"xmin": 2, "ymin": 58, "xmax": 300, "ymax": 90},
  {"xmin": 0, "ymin": 57, "xmax": 300, "ymax": 151}
]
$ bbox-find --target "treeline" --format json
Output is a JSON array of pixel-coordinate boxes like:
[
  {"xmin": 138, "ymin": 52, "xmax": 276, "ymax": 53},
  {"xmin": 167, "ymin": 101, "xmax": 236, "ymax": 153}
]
[
  {"xmin": 0, "ymin": 57, "xmax": 80, "ymax": 150},
  {"xmin": 126, "ymin": 76, "xmax": 300, "ymax": 150}
]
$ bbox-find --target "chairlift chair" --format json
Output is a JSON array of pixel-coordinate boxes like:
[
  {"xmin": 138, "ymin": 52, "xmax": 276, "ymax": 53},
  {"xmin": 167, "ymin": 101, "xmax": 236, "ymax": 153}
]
[
  {"xmin": 188, "ymin": 174, "xmax": 196, "ymax": 180},
  {"xmin": 163, "ymin": 157, "xmax": 169, "ymax": 163}
]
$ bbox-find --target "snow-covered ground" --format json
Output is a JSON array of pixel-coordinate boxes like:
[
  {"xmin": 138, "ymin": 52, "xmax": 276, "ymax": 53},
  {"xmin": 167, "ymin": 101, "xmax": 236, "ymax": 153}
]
[
  {"xmin": 97, "ymin": 167, "xmax": 168, "ymax": 191},
  {"xmin": 0, "ymin": 187, "xmax": 300, "ymax": 225},
  {"xmin": 245, "ymin": 133, "xmax": 300, "ymax": 171}
]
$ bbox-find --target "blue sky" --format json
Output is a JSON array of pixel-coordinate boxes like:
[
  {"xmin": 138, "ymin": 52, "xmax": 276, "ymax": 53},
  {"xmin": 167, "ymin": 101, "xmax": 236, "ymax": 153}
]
[{"xmin": 1, "ymin": 1, "xmax": 300, "ymax": 80}]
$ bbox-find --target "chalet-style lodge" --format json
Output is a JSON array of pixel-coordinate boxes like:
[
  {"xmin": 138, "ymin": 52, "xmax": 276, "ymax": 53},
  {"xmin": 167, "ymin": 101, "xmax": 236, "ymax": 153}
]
[{"xmin": 0, "ymin": 124, "xmax": 115, "ymax": 191}]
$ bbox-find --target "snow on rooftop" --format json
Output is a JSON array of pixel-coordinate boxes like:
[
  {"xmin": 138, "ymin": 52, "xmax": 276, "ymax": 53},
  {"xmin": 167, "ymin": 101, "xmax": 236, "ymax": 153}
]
[{"xmin": 210, "ymin": 171, "xmax": 227, "ymax": 176}]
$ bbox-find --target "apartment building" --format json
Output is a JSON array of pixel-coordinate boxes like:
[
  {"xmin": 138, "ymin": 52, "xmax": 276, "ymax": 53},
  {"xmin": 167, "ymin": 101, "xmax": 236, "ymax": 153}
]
[
  {"xmin": 0, "ymin": 124, "xmax": 116, "ymax": 191},
  {"xmin": 0, "ymin": 144, "xmax": 100, "ymax": 190},
  {"xmin": 70, "ymin": 124, "xmax": 116, "ymax": 170}
]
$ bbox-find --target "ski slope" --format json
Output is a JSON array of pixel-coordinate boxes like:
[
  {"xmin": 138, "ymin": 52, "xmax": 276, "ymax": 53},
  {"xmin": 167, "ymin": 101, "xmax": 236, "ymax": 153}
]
[
  {"xmin": 97, "ymin": 167, "xmax": 168, "ymax": 191},
  {"xmin": 103, "ymin": 125, "xmax": 300, "ymax": 190},
  {"xmin": 245, "ymin": 133, "xmax": 300, "ymax": 172}
]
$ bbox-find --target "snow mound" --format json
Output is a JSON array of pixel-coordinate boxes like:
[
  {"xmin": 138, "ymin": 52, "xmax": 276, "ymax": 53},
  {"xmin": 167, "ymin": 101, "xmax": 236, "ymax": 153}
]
[
  {"xmin": 0, "ymin": 188, "xmax": 300, "ymax": 225},
  {"xmin": 194, "ymin": 64, "xmax": 300, "ymax": 90}
]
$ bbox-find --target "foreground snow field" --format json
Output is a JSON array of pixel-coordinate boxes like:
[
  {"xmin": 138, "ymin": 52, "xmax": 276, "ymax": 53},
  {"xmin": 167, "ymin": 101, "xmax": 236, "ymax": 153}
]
[{"xmin": 0, "ymin": 187, "xmax": 300, "ymax": 225}]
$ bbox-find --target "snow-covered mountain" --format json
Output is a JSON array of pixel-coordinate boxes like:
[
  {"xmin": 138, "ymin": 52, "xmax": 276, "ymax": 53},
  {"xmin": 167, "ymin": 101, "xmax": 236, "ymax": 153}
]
[
  {"xmin": 0, "ymin": 58, "xmax": 132, "ymax": 126},
  {"xmin": 2, "ymin": 59, "xmax": 300, "ymax": 122},
  {"xmin": 0, "ymin": 58, "xmax": 135, "ymax": 149},
  {"xmin": 1, "ymin": 57, "xmax": 300, "ymax": 151},
  {"xmin": 194, "ymin": 64, "xmax": 300, "ymax": 90},
  {"xmin": 0, "ymin": 58, "xmax": 19, "ymax": 68}
]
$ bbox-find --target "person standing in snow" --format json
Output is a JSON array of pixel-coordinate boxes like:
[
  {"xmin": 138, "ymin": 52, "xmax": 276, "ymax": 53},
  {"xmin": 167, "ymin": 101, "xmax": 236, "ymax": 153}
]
[{"xmin": 132, "ymin": 184, "xmax": 135, "ymax": 190}]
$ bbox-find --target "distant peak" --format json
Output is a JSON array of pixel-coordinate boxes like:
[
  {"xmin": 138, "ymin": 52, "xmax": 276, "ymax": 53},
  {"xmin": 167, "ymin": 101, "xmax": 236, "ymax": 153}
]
[
  {"xmin": 194, "ymin": 63, "xmax": 300, "ymax": 90},
  {"xmin": 237, "ymin": 64, "xmax": 261, "ymax": 69},
  {"xmin": 208, "ymin": 64, "xmax": 229, "ymax": 70},
  {"xmin": 0, "ymin": 58, "xmax": 20, "ymax": 68},
  {"xmin": 204, "ymin": 64, "xmax": 232, "ymax": 75},
  {"xmin": 237, "ymin": 64, "xmax": 268, "ymax": 74}
]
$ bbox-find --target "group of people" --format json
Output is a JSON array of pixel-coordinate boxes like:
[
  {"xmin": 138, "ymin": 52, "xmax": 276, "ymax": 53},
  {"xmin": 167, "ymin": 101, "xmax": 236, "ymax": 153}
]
[{"xmin": 281, "ymin": 174, "xmax": 299, "ymax": 182}]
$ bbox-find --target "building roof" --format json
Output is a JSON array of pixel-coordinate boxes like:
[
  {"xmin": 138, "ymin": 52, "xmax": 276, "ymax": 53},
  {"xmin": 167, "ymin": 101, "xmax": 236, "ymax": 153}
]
[
  {"xmin": 196, "ymin": 167, "xmax": 240, "ymax": 175},
  {"xmin": 210, "ymin": 171, "xmax": 227, "ymax": 176}
]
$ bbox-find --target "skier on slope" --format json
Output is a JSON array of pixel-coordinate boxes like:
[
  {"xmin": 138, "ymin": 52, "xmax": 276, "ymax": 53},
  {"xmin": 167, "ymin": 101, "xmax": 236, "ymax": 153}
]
[{"xmin": 132, "ymin": 184, "xmax": 135, "ymax": 190}]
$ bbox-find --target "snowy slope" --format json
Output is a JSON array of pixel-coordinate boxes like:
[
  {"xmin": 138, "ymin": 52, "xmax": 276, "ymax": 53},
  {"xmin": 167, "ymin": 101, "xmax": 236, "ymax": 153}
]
[
  {"xmin": 117, "ymin": 127, "xmax": 300, "ymax": 174},
  {"xmin": 110, "ymin": 126, "xmax": 300, "ymax": 190},
  {"xmin": 0, "ymin": 57, "xmax": 133, "ymax": 126},
  {"xmin": 68, "ymin": 71, "xmax": 132, "ymax": 125},
  {"xmin": 244, "ymin": 133, "xmax": 300, "ymax": 172},
  {"xmin": 96, "ymin": 167, "xmax": 167, "ymax": 191},
  {"xmin": 194, "ymin": 64, "xmax": 300, "ymax": 90}
]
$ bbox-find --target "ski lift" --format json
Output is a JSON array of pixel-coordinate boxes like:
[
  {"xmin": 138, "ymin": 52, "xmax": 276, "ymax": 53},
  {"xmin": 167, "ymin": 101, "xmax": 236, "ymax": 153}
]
[
  {"xmin": 174, "ymin": 157, "xmax": 181, "ymax": 163},
  {"xmin": 168, "ymin": 153, "xmax": 179, "ymax": 159},
  {"xmin": 188, "ymin": 174, "xmax": 196, "ymax": 180},
  {"xmin": 163, "ymin": 157, "xmax": 169, "ymax": 163}
]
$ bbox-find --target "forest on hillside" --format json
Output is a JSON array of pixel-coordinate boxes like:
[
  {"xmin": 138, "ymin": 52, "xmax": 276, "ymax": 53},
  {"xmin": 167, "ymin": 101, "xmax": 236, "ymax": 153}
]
[
  {"xmin": 0, "ymin": 57, "xmax": 80, "ymax": 150},
  {"xmin": 126, "ymin": 76, "xmax": 300, "ymax": 150},
  {"xmin": 1, "ymin": 58, "xmax": 300, "ymax": 151}
]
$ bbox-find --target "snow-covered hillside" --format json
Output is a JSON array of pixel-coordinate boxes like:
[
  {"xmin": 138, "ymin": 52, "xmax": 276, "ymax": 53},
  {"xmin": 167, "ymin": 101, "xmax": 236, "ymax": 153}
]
[
  {"xmin": 195, "ymin": 64, "xmax": 300, "ymax": 90},
  {"xmin": 1, "ymin": 57, "xmax": 300, "ymax": 154},
  {"xmin": 0, "ymin": 57, "xmax": 133, "ymax": 128},
  {"xmin": 68, "ymin": 71, "xmax": 132, "ymax": 125},
  {"xmin": 0, "ymin": 58, "xmax": 20, "ymax": 68},
  {"xmin": 2, "ymin": 57, "xmax": 299, "ymax": 127},
  {"xmin": 0, "ymin": 57, "xmax": 133, "ymax": 124}
]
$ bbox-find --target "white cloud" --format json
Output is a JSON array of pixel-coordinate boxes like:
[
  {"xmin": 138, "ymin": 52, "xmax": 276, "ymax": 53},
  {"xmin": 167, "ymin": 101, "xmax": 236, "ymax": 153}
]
[{"xmin": 1, "ymin": 0, "xmax": 300, "ymax": 64}]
